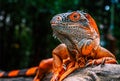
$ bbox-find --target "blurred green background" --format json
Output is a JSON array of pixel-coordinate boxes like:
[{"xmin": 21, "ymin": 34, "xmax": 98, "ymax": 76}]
[{"xmin": 0, "ymin": 0, "xmax": 120, "ymax": 71}]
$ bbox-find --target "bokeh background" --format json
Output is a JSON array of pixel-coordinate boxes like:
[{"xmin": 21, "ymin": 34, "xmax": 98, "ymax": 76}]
[{"xmin": 0, "ymin": 0, "xmax": 120, "ymax": 71}]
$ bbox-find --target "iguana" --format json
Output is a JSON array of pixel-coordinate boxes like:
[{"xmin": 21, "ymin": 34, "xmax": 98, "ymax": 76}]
[
  {"xmin": 35, "ymin": 11, "xmax": 117, "ymax": 81},
  {"xmin": 0, "ymin": 11, "xmax": 117, "ymax": 81}
]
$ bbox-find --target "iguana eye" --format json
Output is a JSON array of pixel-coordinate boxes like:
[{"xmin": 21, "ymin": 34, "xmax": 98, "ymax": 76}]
[{"xmin": 68, "ymin": 12, "xmax": 80, "ymax": 22}]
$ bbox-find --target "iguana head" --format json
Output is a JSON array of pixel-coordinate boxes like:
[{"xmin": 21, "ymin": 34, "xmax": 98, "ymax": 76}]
[{"xmin": 50, "ymin": 11, "xmax": 100, "ymax": 48}]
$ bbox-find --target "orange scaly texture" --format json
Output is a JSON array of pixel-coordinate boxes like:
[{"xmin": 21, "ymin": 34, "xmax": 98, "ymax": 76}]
[
  {"xmin": 26, "ymin": 67, "xmax": 38, "ymax": 76},
  {"xmin": 0, "ymin": 72, "xmax": 4, "ymax": 77},
  {"xmin": 85, "ymin": 14, "xmax": 100, "ymax": 37},
  {"xmin": 8, "ymin": 70, "xmax": 20, "ymax": 77},
  {"xmin": 0, "ymin": 67, "xmax": 38, "ymax": 77},
  {"xmin": 34, "ymin": 11, "xmax": 117, "ymax": 81}
]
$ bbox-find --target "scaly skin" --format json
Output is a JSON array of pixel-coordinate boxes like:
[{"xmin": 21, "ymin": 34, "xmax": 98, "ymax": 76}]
[
  {"xmin": 0, "ymin": 67, "xmax": 38, "ymax": 77},
  {"xmin": 50, "ymin": 11, "xmax": 117, "ymax": 81},
  {"xmin": 34, "ymin": 11, "xmax": 118, "ymax": 81}
]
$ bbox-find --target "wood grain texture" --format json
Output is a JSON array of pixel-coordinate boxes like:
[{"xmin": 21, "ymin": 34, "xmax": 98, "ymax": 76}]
[{"xmin": 42, "ymin": 64, "xmax": 120, "ymax": 81}]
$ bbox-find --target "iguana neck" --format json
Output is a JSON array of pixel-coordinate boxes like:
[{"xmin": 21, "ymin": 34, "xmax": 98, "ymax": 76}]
[{"xmin": 53, "ymin": 24, "xmax": 99, "ymax": 51}]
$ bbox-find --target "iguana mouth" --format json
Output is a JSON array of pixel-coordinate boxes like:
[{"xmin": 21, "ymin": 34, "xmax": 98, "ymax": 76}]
[{"xmin": 50, "ymin": 22, "xmax": 58, "ymax": 26}]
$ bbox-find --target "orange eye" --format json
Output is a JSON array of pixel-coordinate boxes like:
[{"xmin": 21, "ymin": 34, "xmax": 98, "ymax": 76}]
[{"xmin": 69, "ymin": 11, "xmax": 80, "ymax": 22}]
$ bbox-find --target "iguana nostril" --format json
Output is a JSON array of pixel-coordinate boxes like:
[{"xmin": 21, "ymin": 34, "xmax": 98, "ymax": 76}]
[
  {"xmin": 50, "ymin": 16, "xmax": 62, "ymax": 23},
  {"xmin": 56, "ymin": 16, "xmax": 62, "ymax": 21}
]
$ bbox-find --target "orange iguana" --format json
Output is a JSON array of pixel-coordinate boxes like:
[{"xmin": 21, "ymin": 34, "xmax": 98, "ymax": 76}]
[
  {"xmin": 0, "ymin": 11, "xmax": 117, "ymax": 81},
  {"xmin": 34, "ymin": 11, "xmax": 117, "ymax": 81}
]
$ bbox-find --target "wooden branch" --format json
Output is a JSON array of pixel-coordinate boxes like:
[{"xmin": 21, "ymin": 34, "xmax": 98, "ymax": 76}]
[
  {"xmin": 42, "ymin": 64, "xmax": 120, "ymax": 81},
  {"xmin": 0, "ymin": 64, "xmax": 120, "ymax": 81}
]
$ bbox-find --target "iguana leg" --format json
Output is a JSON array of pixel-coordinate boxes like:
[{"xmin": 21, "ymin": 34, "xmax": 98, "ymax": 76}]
[
  {"xmin": 59, "ymin": 62, "xmax": 79, "ymax": 81},
  {"xmin": 59, "ymin": 54, "xmax": 86, "ymax": 81},
  {"xmin": 86, "ymin": 46, "xmax": 117, "ymax": 66},
  {"xmin": 51, "ymin": 44, "xmax": 69, "ymax": 81},
  {"xmin": 86, "ymin": 57, "xmax": 117, "ymax": 67},
  {"xmin": 34, "ymin": 44, "xmax": 72, "ymax": 81},
  {"xmin": 33, "ymin": 58, "xmax": 53, "ymax": 81}
]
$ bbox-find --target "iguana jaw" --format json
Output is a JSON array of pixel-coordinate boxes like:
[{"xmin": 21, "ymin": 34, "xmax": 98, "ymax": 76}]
[
  {"xmin": 51, "ymin": 22, "xmax": 94, "ymax": 40},
  {"xmin": 51, "ymin": 23, "xmax": 95, "ymax": 51}
]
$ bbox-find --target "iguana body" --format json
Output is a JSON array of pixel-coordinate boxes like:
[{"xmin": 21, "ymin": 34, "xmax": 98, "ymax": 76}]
[
  {"xmin": 49, "ymin": 11, "xmax": 117, "ymax": 81},
  {"xmin": 34, "ymin": 11, "xmax": 117, "ymax": 81}
]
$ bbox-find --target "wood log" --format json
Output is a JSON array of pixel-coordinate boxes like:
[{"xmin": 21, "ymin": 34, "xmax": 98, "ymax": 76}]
[
  {"xmin": 42, "ymin": 64, "xmax": 120, "ymax": 81},
  {"xmin": 0, "ymin": 64, "xmax": 120, "ymax": 81}
]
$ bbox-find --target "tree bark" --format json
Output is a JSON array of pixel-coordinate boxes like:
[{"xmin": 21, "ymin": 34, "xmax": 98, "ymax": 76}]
[
  {"xmin": 42, "ymin": 64, "xmax": 120, "ymax": 81},
  {"xmin": 0, "ymin": 64, "xmax": 120, "ymax": 81}
]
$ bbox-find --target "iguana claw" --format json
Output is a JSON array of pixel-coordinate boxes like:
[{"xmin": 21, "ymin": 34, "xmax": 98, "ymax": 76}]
[
  {"xmin": 51, "ymin": 75, "xmax": 59, "ymax": 81},
  {"xmin": 85, "ymin": 57, "xmax": 117, "ymax": 67}
]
